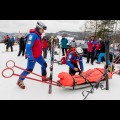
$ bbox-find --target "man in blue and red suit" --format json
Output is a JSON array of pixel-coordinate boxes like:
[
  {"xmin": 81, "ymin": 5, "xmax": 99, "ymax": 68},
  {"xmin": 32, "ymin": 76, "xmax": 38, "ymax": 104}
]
[
  {"xmin": 66, "ymin": 47, "xmax": 84, "ymax": 76},
  {"xmin": 17, "ymin": 21, "xmax": 48, "ymax": 89}
]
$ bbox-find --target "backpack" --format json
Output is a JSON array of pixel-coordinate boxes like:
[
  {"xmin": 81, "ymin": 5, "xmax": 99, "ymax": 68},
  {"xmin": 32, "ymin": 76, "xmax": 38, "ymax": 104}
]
[
  {"xmin": 66, "ymin": 47, "xmax": 76, "ymax": 60},
  {"xmin": 61, "ymin": 48, "xmax": 76, "ymax": 64},
  {"xmin": 60, "ymin": 47, "xmax": 76, "ymax": 64},
  {"xmin": 61, "ymin": 57, "xmax": 66, "ymax": 64}
]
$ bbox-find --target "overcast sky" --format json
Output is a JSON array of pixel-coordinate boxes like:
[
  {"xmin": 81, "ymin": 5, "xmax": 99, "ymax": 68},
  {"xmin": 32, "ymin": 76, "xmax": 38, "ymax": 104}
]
[{"xmin": 0, "ymin": 20, "xmax": 85, "ymax": 33}]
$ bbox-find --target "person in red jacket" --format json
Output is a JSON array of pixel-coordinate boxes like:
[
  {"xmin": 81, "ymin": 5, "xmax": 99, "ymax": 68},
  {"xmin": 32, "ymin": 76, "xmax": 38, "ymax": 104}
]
[
  {"xmin": 86, "ymin": 36, "xmax": 96, "ymax": 65},
  {"xmin": 94, "ymin": 38, "xmax": 101, "ymax": 60},
  {"xmin": 42, "ymin": 36, "xmax": 48, "ymax": 59},
  {"xmin": 4, "ymin": 35, "xmax": 13, "ymax": 52},
  {"xmin": 17, "ymin": 21, "xmax": 48, "ymax": 89}
]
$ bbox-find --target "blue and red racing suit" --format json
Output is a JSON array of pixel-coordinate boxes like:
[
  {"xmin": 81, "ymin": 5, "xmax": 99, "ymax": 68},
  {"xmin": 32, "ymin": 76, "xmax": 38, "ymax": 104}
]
[
  {"xmin": 19, "ymin": 29, "xmax": 47, "ymax": 80},
  {"xmin": 66, "ymin": 52, "xmax": 84, "ymax": 71}
]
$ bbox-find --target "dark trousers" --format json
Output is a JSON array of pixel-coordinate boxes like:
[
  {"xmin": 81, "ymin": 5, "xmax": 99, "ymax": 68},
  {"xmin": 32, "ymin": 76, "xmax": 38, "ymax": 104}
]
[
  {"xmin": 94, "ymin": 50, "xmax": 100, "ymax": 60},
  {"xmin": 87, "ymin": 52, "xmax": 94, "ymax": 64},
  {"xmin": 12, "ymin": 42, "xmax": 14, "ymax": 46},
  {"xmin": 6, "ymin": 43, "xmax": 13, "ymax": 51},
  {"xmin": 69, "ymin": 63, "xmax": 81, "ymax": 76},
  {"xmin": 43, "ymin": 49, "xmax": 47, "ymax": 58},
  {"xmin": 18, "ymin": 46, "xmax": 25, "ymax": 56},
  {"xmin": 62, "ymin": 48, "xmax": 67, "ymax": 56}
]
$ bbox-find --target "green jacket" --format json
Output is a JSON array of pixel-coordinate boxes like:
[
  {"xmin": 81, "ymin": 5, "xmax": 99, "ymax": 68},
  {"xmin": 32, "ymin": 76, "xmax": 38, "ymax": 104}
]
[{"xmin": 61, "ymin": 38, "xmax": 68, "ymax": 48}]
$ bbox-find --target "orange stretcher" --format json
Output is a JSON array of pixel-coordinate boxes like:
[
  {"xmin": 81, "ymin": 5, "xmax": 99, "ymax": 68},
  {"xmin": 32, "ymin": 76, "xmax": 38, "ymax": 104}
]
[
  {"xmin": 2, "ymin": 60, "xmax": 113, "ymax": 92},
  {"xmin": 57, "ymin": 68, "xmax": 112, "ymax": 89}
]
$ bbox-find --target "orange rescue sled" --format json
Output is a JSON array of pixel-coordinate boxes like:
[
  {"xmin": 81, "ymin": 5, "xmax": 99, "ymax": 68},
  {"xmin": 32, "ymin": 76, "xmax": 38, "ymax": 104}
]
[{"xmin": 58, "ymin": 68, "xmax": 112, "ymax": 89}]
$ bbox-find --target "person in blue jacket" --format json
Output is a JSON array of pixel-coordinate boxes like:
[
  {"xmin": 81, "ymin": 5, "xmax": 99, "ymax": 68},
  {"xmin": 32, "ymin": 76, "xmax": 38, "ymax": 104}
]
[
  {"xmin": 17, "ymin": 21, "xmax": 48, "ymax": 89},
  {"xmin": 60, "ymin": 36, "xmax": 68, "ymax": 56},
  {"xmin": 66, "ymin": 47, "xmax": 84, "ymax": 76},
  {"xmin": 11, "ymin": 36, "xmax": 15, "ymax": 45}
]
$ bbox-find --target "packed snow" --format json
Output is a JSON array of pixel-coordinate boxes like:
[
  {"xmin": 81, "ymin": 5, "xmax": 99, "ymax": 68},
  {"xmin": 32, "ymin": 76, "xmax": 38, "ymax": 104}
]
[{"xmin": 0, "ymin": 43, "xmax": 120, "ymax": 100}]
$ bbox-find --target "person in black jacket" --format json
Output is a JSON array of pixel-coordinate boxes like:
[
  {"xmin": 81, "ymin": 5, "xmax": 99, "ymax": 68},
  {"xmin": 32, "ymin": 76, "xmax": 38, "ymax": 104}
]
[
  {"xmin": 24, "ymin": 35, "xmax": 28, "ymax": 59},
  {"xmin": 96, "ymin": 40, "xmax": 111, "ymax": 65},
  {"xmin": 17, "ymin": 36, "xmax": 26, "ymax": 56}
]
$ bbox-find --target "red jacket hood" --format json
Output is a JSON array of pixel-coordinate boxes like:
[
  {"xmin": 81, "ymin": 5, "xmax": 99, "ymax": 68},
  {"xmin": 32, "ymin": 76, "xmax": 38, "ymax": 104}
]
[
  {"xmin": 29, "ymin": 28, "xmax": 36, "ymax": 33},
  {"xmin": 29, "ymin": 28, "xmax": 41, "ymax": 37}
]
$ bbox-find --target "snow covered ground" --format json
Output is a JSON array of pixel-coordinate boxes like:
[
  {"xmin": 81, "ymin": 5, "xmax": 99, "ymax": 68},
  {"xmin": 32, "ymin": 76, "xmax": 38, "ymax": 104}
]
[{"xmin": 0, "ymin": 43, "xmax": 120, "ymax": 100}]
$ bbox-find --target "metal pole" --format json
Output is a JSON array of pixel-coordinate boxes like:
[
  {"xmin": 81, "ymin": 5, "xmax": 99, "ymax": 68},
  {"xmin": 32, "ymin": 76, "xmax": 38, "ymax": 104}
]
[
  {"xmin": 95, "ymin": 20, "xmax": 98, "ymax": 39},
  {"xmin": 105, "ymin": 40, "xmax": 110, "ymax": 90}
]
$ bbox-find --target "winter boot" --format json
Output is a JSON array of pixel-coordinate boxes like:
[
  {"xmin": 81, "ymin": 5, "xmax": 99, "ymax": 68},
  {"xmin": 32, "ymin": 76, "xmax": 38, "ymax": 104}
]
[
  {"xmin": 17, "ymin": 80, "xmax": 25, "ymax": 89},
  {"xmin": 25, "ymin": 54, "xmax": 28, "ymax": 59},
  {"xmin": 42, "ymin": 76, "xmax": 50, "ymax": 81},
  {"xmin": 96, "ymin": 62, "xmax": 100, "ymax": 64}
]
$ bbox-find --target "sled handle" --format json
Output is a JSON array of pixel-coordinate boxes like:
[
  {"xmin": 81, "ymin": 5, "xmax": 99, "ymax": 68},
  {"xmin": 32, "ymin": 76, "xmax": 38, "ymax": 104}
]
[
  {"xmin": 2, "ymin": 68, "xmax": 14, "ymax": 78},
  {"xmin": 2, "ymin": 68, "xmax": 59, "ymax": 86},
  {"xmin": 5, "ymin": 60, "xmax": 47, "ymax": 79},
  {"xmin": 6, "ymin": 60, "xmax": 15, "ymax": 68},
  {"xmin": 4, "ymin": 60, "xmax": 58, "ymax": 85}
]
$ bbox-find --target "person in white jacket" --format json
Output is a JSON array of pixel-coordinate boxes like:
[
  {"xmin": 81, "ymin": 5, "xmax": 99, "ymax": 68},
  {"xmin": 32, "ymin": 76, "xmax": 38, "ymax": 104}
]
[{"xmin": 69, "ymin": 38, "xmax": 77, "ymax": 48}]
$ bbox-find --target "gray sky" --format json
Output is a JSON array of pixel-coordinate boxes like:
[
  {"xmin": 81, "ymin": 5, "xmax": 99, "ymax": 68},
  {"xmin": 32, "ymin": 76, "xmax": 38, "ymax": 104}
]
[{"xmin": 0, "ymin": 20, "xmax": 85, "ymax": 33}]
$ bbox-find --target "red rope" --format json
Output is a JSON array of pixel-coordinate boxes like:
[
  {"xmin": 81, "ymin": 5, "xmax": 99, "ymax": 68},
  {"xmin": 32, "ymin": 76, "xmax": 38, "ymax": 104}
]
[{"xmin": 112, "ymin": 70, "xmax": 120, "ymax": 75}]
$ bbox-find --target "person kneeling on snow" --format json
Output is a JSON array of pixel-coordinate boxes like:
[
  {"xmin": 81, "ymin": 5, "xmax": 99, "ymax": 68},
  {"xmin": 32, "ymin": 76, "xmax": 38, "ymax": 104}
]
[
  {"xmin": 66, "ymin": 47, "xmax": 84, "ymax": 76},
  {"xmin": 17, "ymin": 21, "xmax": 48, "ymax": 89}
]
